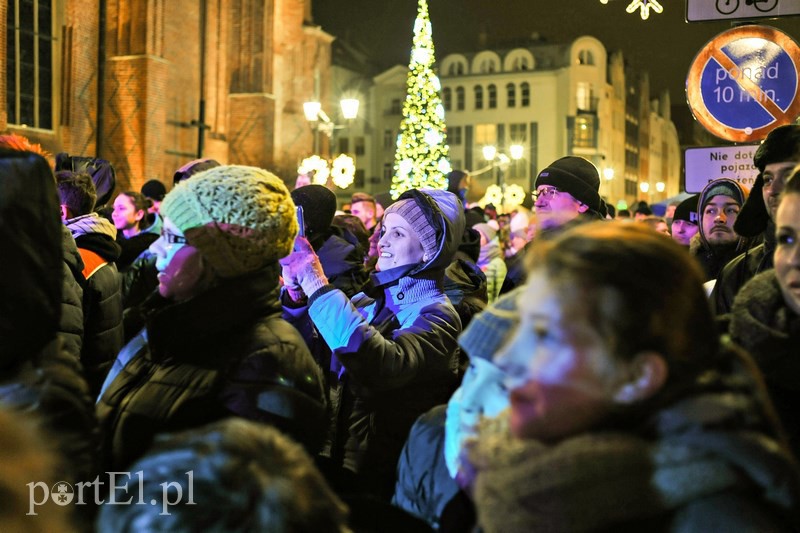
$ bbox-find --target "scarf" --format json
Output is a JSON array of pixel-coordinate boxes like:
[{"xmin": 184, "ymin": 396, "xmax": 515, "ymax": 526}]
[
  {"xmin": 477, "ymin": 238, "xmax": 501, "ymax": 270},
  {"xmin": 468, "ymin": 390, "xmax": 800, "ymax": 533}
]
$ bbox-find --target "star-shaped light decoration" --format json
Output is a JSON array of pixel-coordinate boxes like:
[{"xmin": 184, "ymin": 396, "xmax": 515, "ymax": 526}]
[{"xmin": 626, "ymin": 0, "xmax": 663, "ymax": 20}]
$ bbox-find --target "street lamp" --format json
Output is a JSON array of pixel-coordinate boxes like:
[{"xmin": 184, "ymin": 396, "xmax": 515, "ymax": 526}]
[
  {"xmin": 482, "ymin": 143, "xmax": 525, "ymax": 213},
  {"xmin": 301, "ymin": 97, "xmax": 361, "ymax": 190},
  {"xmin": 303, "ymin": 98, "xmax": 361, "ymax": 156}
]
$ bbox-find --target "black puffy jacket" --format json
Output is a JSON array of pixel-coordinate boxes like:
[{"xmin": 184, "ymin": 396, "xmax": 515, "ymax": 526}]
[{"xmin": 97, "ymin": 264, "xmax": 328, "ymax": 471}]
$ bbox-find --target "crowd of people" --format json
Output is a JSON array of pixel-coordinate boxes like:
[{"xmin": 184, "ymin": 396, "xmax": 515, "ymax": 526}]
[{"xmin": 0, "ymin": 123, "xmax": 799, "ymax": 532}]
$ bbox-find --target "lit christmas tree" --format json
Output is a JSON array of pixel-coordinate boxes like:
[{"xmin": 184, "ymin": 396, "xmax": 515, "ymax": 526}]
[{"xmin": 390, "ymin": 0, "xmax": 451, "ymax": 199}]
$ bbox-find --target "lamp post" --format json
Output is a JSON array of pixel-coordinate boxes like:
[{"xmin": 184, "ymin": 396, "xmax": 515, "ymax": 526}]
[
  {"xmin": 304, "ymin": 98, "xmax": 360, "ymax": 158},
  {"xmin": 301, "ymin": 98, "xmax": 361, "ymax": 190},
  {"xmin": 482, "ymin": 143, "xmax": 524, "ymax": 213}
]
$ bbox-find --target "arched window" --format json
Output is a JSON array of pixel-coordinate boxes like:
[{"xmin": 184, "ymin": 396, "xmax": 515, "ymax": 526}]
[
  {"xmin": 474, "ymin": 86, "xmax": 484, "ymax": 110},
  {"xmin": 507, "ymin": 83, "xmax": 516, "ymax": 107},
  {"xmin": 488, "ymin": 84, "xmax": 497, "ymax": 109},
  {"xmin": 448, "ymin": 62, "xmax": 465, "ymax": 75},
  {"xmin": 520, "ymin": 82, "xmax": 530, "ymax": 107},
  {"xmin": 480, "ymin": 59, "xmax": 496, "ymax": 74},
  {"xmin": 513, "ymin": 57, "xmax": 529, "ymax": 71},
  {"xmin": 577, "ymin": 49, "xmax": 595, "ymax": 66},
  {"xmin": 443, "ymin": 88, "xmax": 452, "ymax": 111},
  {"xmin": 456, "ymin": 86, "xmax": 465, "ymax": 111}
]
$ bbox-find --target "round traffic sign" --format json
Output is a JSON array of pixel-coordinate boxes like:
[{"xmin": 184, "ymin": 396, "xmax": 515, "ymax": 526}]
[{"xmin": 686, "ymin": 25, "xmax": 800, "ymax": 142}]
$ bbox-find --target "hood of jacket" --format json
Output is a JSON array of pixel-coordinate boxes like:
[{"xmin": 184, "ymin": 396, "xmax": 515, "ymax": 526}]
[
  {"xmin": 398, "ymin": 189, "xmax": 466, "ymax": 277},
  {"xmin": 0, "ymin": 150, "xmax": 63, "ymax": 370}
]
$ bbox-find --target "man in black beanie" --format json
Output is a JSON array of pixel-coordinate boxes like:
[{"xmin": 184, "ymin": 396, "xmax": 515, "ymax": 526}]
[
  {"xmin": 711, "ymin": 124, "xmax": 800, "ymax": 314},
  {"xmin": 533, "ymin": 156, "xmax": 605, "ymax": 233},
  {"xmin": 292, "ymin": 185, "xmax": 368, "ymax": 298},
  {"xmin": 670, "ymin": 194, "xmax": 700, "ymax": 247}
]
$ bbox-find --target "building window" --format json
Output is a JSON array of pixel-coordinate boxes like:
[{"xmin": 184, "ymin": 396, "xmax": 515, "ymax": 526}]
[
  {"xmin": 390, "ymin": 98, "xmax": 402, "ymax": 114},
  {"xmin": 512, "ymin": 57, "xmax": 529, "ymax": 71},
  {"xmin": 506, "ymin": 83, "xmax": 516, "ymax": 107},
  {"xmin": 487, "ymin": 84, "xmax": 497, "ymax": 109},
  {"xmin": 443, "ymin": 87, "xmax": 452, "ymax": 111},
  {"xmin": 474, "ymin": 86, "xmax": 483, "ymax": 110},
  {"xmin": 355, "ymin": 137, "xmax": 365, "ymax": 156},
  {"xmin": 576, "ymin": 82, "xmax": 594, "ymax": 111},
  {"xmin": 520, "ymin": 82, "xmax": 530, "ymax": 106},
  {"xmin": 509, "ymin": 123, "xmax": 526, "ymax": 143},
  {"xmin": 456, "ymin": 86, "xmax": 465, "ymax": 111},
  {"xmin": 574, "ymin": 115, "xmax": 596, "ymax": 148},
  {"xmin": 475, "ymin": 123, "xmax": 497, "ymax": 147},
  {"xmin": 448, "ymin": 62, "xmax": 465, "ymax": 76},
  {"xmin": 383, "ymin": 129, "xmax": 394, "ymax": 149},
  {"xmin": 354, "ymin": 169, "xmax": 365, "ymax": 189},
  {"xmin": 383, "ymin": 163, "xmax": 393, "ymax": 181},
  {"xmin": 480, "ymin": 59, "xmax": 496, "ymax": 74},
  {"xmin": 7, "ymin": 0, "xmax": 55, "ymax": 129},
  {"xmin": 577, "ymin": 49, "xmax": 595, "ymax": 66},
  {"xmin": 449, "ymin": 126, "xmax": 462, "ymax": 145},
  {"xmin": 338, "ymin": 137, "xmax": 349, "ymax": 154}
]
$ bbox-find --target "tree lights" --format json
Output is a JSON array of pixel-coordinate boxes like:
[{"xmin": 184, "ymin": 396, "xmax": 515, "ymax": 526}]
[{"xmin": 390, "ymin": 0, "xmax": 451, "ymax": 199}]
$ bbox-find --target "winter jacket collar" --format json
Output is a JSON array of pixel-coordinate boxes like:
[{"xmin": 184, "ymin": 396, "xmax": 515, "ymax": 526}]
[
  {"xmin": 67, "ymin": 213, "xmax": 122, "ymax": 262},
  {"xmin": 143, "ymin": 263, "xmax": 282, "ymax": 364}
]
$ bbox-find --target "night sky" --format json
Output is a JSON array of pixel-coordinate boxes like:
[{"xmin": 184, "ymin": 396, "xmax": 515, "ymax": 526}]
[{"xmin": 313, "ymin": 0, "xmax": 800, "ymax": 106}]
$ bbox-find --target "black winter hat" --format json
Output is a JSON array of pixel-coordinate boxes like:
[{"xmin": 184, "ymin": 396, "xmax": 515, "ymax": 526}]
[
  {"xmin": 291, "ymin": 184, "xmax": 337, "ymax": 237},
  {"xmin": 55, "ymin": 153, "xmax": 117, "ymax": 207},
  {"xmin": 141, "ymin": 179, "xmax": 167, "ymax": 201},
  {"xmin": 672, "ymin": 194, "xmax": 700, "ymax": 225},
  {"xmin": 535, "ymin": 156, "xmax": 601, "ymax": 214},
  {"xmin": 736, "ymin": 125, "xmax": 800, "ymax": 237}
]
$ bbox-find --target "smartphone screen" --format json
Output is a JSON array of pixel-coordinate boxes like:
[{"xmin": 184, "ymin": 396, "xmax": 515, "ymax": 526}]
[{"xmin": 296, "ymin": 205, "xmax": 305, "ymax": 238}]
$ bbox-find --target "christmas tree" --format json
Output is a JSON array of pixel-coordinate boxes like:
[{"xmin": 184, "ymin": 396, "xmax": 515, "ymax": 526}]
[{"xmin": 390, "ymin": 0, "xmax": 451, "ymax": 199}]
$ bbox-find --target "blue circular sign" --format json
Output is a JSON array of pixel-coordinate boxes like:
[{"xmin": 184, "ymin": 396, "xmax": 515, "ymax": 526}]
[{"xmin": 687, "ymin": 26, "xmax": 800, "ymax": 142}]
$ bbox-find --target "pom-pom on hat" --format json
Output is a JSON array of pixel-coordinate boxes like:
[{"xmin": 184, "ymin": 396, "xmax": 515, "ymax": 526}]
[
  {"xmin": 535, "ymin": 156, "xmax": 601, "ymax": 213},
  {"xmin": 672, "ymin": 194, "xmax": 700, "ymax": 225},
  {"xmin": 383, "ymin": 197, "xmax": 438, "ymax": 262},
  {"xmin": 160, "ymin": 165, "xmax": 298, "ymax": 278},
  {"xmin": 291, "ymin": 185, "xmax": 337, "ymax": 237}
]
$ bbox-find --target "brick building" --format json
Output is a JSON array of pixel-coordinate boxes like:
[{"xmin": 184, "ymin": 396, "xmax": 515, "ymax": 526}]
[{"xmin": 2, "ymin": 0, "xmax": 331, "ymax": 193}]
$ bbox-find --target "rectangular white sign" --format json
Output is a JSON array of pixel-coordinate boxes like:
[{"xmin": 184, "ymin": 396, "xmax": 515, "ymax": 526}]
[
  {"xmin": 684, "ymin": 144, "xmax": 760, "ymax": 193},
  {"xmin": 687, "ymin": 0, "xmax": 800, "ymax": 22}
]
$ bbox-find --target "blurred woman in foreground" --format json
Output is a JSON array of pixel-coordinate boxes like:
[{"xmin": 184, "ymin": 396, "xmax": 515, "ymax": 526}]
[{"xmin": 465, "ymin": 222, "xmax": 800, "ymax": 532}]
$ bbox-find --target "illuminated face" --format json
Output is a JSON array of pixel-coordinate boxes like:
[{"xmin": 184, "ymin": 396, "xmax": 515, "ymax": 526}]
[
  {"xmin": 775, "ymin": 193, "xmax": 800, "ymax": 316},
  {"xmin": 494, "ymin": 271, "xmax": 624, "ymax": 442},
  {"xmin": 444, "ymin": 358, "xmax": 509, "ymax": 480},
  {"xmin": 534, "ymin": 186, "xmax": 587, "ymax": 230},
  {"xmin": 763, "ymin": 162, "xmax": 797, "ymax": 222},
  {"xmin": 671, "ymin": 220, "xmax": 699, "ymax": 247},
  {"xmin": 112, "ymin": 194, "xmax": 144, "ymax": 232},
  {"xmin": 150, "ymin": 217, "xmax": 210, "ymax": 302},
  {"xmin": 351, "ymin": 202, "xmax": 377, "ymax": 230},
  {"xmin": 377, "ymin": 212, "xmax": 424, "ymax": 271},
  {"xmin": 702, "ymin": 195, "xmax": 740, "ymax": 245}
]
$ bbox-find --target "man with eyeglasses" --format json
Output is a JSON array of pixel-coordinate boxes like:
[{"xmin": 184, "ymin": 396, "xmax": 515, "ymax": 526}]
[
  {"xmin": 712, "ymin": 125, "xmax": 800, "ymax": 314},
  {"xmin": 532, "ymin": 156, "xmax": 606, "ymax": 234}
]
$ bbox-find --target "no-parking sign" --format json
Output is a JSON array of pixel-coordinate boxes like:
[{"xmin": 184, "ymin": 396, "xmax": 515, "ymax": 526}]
[{"xmin": 687, "ymin": 25, "xmax": 800, "ymax": 142}]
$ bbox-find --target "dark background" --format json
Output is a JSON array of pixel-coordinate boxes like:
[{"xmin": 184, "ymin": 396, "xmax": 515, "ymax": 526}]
[{"xmin": 313, "ymin": 0, "xmax": 800, "ymax": 105}]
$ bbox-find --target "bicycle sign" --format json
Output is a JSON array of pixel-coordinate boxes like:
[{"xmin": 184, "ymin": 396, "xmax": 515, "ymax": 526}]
[
  {"xmin": 686, "ymin": 25, "xmax": 800, "ymax": 142},
  {"xmin": 687, "ymin": 0, "xmax": 800, "ymax": 22}
]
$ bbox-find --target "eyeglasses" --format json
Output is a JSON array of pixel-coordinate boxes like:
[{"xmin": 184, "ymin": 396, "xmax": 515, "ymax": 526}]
[
  {"xmin": 532, "ymin": 187, "xmax": 560, "ymax": 201},
  {"xmin": 160, "ymin": 228, "xmax": 188, "ymax": 245}
]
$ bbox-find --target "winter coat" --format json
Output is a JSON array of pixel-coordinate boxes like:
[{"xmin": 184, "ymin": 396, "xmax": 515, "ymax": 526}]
[
  {"xmin": 469, "ymin": 343, "xmax": 800, "ymax": 533},
  {"xmin": 392, "ymin": 405, "xmax": 459, "ymax": 530},
  {"xmin": 711, "ymin": 225, "xmax": 774, "ymax": 315},
  {"xmin": 691, "ymin": 178, "xmax": 752, "ymax": 282},
  {"xmin": 60, "ymin": 225, "xmax": 85, "ymax": 360},
  {"xmin": 0, "ymin": 149, "xmax": 99, "ymax": 485},
  {"xmin": 96, "ymin": 264, "xmax": 328, "ymax": 471},
  {"xmin": 286, "ymin": 189, "xmax": 465, "ymax": 499},
  {"xmin": 476, "ymin": 236, "xmax": 505, "ymax": 304},
  {"xmin": 724, "ymin": 269, "xmax": 800, "ymax": 458},
  {"xmin": 67, "ymin": 213, "xmax": 124, "ymax": 396},
  {"xmin": 443, "ymin": 257, "xmax": 487, "ymax": 333}
]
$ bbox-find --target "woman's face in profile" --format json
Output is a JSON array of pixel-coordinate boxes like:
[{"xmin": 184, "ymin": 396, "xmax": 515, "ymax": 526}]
[
  {"xmin": 495, "ymin": 270, "xmax": 628, "ymax": 442},
  {"xmin": 775, "ymin": 192, "xmax": 800, "ymax": 315}
]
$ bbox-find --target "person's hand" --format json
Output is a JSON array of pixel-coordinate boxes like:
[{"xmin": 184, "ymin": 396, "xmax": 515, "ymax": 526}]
[{"xmin": 279, "ymin": 236, "xmax": 328, "ymax": 298}]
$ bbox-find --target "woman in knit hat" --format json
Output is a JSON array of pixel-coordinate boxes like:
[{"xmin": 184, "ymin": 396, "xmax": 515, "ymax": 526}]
[
  {"xmin": 466, "ymin": 222, "xmax": 800, "ymax": 532},
  {"xmin": 472, "ymin": 222, "xmax": 507, "ymax": 304},
  {"xmin": 97, "ymin": 165, "xmax": 328, "ymax": 471},
  {"xmin": 281, "ymin": 188, "xmax": 465, "ymax": 500}
]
